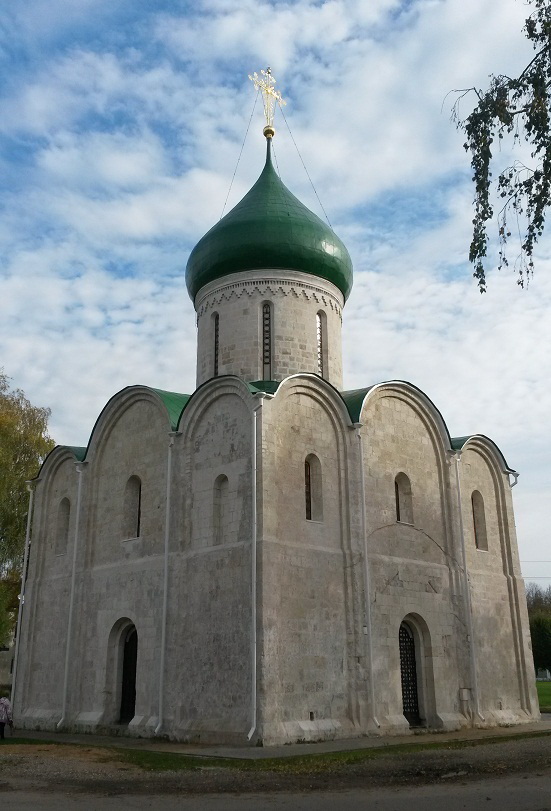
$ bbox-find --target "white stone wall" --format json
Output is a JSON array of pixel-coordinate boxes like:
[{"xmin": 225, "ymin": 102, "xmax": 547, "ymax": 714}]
[
  {"xmin": 15, "ymin": 383, "xmax": 255, "ymax": 742},
  {"xmin": 258, "ymin": 378, "xmax": 358, "ymax": 743},
  {"xmin": 359, "ymin": 387, "xmax": 465, "ymax": 733},
  {"xmin": 86, "ymin": 393, "xmax": 169, "ymax": 568},
  {"xmin": 164, "ymin": 382, "xmax": 253, "ymax": 740},
  {"xmin": 14, "ymin": 377, "xmax": 538, "ymax": 744},
  {"xmin": 194, "ymin": 270, "xmax": 344, "ymax": 388},
  {"xmin": 15, "ymin": 450, "xmax": 78, "ymax": 724},
  {"xmin": 59, "ymin": 393, "xmax": 172, "ymax": 731},
  {"xmin": 459, "ymin": 444, "xmax": 538, "ymax": 722}
]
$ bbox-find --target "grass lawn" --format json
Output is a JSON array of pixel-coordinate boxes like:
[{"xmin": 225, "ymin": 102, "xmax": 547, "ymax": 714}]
[
  {"xmin": 537, "ymin": 680, "xmax": 551, "ymax": 709},
  {"xmin": 6, "ymin": 729, "xmax": 551, "ymax": 773}
]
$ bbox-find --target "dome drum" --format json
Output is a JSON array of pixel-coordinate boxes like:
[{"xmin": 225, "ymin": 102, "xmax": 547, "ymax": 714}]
[{"xmin": 195, "ymin": 269, "xmax": 344, "ymax": 388}]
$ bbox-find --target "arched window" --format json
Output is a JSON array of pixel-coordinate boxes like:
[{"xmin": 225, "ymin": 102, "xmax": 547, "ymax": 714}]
[
  {"xmin": 262, "ymin": 302, "xmax": 272, "ymax": 380},
  {"xmin": 316, "ymin": 310, "xmax": 328, "ymax": 379},
  {"xmin": 305, "ymin": 454, "xmax": 323, "ymax": 521},
  {"xmin": 471, "ymin": 490, "xmax": 488, "ymax": 550},
  {"xmin": 55, "ymin": 497, "xmax": 70, "ymax": 555},
  {"xmin": 213, "ymin": 474, "xmax": 229, "ymax": 544},
  {"xmin": 213, "ymin": 312, "xmax": 220, "ymax": 377},
  {"xmin": 395, "ymin": 472, "xmax": 413, "ymax": 524},
  {"xmin": 123, "ymin": 476, "xmax": 141, "ymax": 539}
]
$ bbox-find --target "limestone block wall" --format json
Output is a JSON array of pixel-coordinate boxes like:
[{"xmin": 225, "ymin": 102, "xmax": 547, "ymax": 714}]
[
  {"xmin": 163, "ymin": 383, "xmax": 254, "ymax": 741},
  {"xmin": 63, "ymin": 395, "xmax": 171, "ymax": 730},
  {"xmin": 85, "ymin": 396, "xmax": 169, "ymax": 569},
  {"xmin": 69, "ymin": 565, "xmax": 162, "ymax": 731},
  {"xmin": 258, "ymin": 378, "xmax": 360, "ymax": 744},
  {"xmin": 15, "ymin": 383, "xmax": 255, "ymax": 741},
  {"xmin": 194, "ymin": 270, "xmax": 344, "ymax": 388},
  {"xmin": 360, "ymin": 388, "xmax": 466, "ymax": 732},
  {"xmin": 15, "ymin": 450, "xmax": 79, "ymax": 723},
  {"xmin": 14, "ymin": 376, "xmax": 538, "ymax": 744},
  {"xmin": 16, "ymin": 392, "xmax": 172, "ymax": 731},
  {"xmin": 459, "ymin": 445, "xmax": 538, "ymax": 721},
  {"xmin": 499, "ymin": 479, "xmax": 539, "ymax": 715}
]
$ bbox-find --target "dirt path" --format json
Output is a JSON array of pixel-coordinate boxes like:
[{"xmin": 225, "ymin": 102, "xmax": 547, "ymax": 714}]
[
  {"xmin": 1, "ymin": 733, "xmax": 551, "ymax": 796},
  {"xmin": 4, "ymin": 776, "xmax": 551, "ymax": 811}
]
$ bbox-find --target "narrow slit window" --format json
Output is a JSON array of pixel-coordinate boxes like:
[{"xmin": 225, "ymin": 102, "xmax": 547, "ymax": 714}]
[
  {"xmin": 136, "ymin": 483, "xmax": 141, "ymax": 537},
  {"xmin": 316, "ymin": 311, "xmax": 328, "ymax": 379},
  {"xmin": 305, "ymin": 454, "xmax": 323, "ymax": 521},
  {"xmin": 316, "ymin": 313, "xmax": 323, "ymax": 376},
  {"xmin": 123, "ymin": 475, "xmax": 141, "ymax": 539},
  {"xmin": 471, "ymin": 490, "xmax": 488, "ymax": 550},
  {"xmin": 305, "ymin": 460, "xmax": 312, "ymax": 520},
  {"xmin": 262, "ymin": 302, "xmax": 272, "ymax": 380},
  {"xmin": 213, "ymin": 474, "xmax": 229, "ymax": 544},
  {"xmin": 395, "ymin": 479, "xmax": 401, "ymax": 522},
  {"xmin": 213, "ymin": 312, "xmax": 219, "ymax": 377},
  {"xmin": 395, "ymin": 473, "xmax": 413, "ymax": 524},
  {"xmin": 55, "ymin": 497, "xmax": 70, "ymax": 555}
]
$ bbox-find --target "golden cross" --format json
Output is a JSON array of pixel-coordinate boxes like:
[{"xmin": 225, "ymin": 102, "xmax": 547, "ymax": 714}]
[{"xmin": 248, "ymin": 67, "xmax": 286, "ymax": 138}]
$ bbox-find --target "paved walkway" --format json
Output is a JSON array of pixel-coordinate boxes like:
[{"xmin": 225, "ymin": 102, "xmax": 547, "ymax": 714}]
[{"xmin": 13, "ymin": 714, "xmax": 551, "ymax": 760}]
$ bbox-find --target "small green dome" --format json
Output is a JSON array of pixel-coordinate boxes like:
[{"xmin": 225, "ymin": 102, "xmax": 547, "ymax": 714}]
[{"xmin": 186, "ymin": 141, "xmax": 353, "ymax": 302}]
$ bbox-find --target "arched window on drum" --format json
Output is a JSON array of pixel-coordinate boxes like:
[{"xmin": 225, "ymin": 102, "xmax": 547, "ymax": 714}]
[
  {"xmin": 212, "ymin": 312, "xmax": 220, "ymax": 377},
  {"xmin": 316, "ymin": 311, "xmax": 328, "ymax": 379},
  {"xmin": 261, "ymin": 301, "xmax": 273, "ymax": 380}
]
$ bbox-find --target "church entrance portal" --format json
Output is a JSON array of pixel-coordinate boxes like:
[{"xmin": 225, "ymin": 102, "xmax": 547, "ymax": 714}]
[
  {"xmin": 399, "ymin": 622, "xmax": 421, "ymax": 726},
  {"xmin": 119, "ymin": 625, "xmax": 137, "ymax": 724}
]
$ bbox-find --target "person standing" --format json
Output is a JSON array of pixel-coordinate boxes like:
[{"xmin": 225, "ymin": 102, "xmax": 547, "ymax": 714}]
[{"xmin": 0, "ymin": 695, "xmax": 13, "ymax": 740}]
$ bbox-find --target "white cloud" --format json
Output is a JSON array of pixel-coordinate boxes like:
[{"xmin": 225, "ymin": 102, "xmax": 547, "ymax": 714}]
[
  {"xmin": 37, "ymin": 131, "xmax": 169, "ymax": 189},
  {"xmin": 1, "ymin": 0, "xmax": 550, "ymax": 583}
]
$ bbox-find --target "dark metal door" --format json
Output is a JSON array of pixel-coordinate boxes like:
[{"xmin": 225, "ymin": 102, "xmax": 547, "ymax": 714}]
[
  {"xmin": 119, "ymin": 626, "xmax": 137, "ymax": 724},
  {"xmin": 399, "ymin": 622, "xmax": 421, "ymax": 725}
]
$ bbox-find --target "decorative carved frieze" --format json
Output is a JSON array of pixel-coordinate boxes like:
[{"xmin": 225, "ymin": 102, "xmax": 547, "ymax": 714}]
[{"xmin": 196, "ymin": 278, "xmax": 343, "ymax": 320}]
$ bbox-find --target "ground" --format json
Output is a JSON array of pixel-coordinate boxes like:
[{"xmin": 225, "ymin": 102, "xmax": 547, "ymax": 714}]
[
  {"xmin": 537, "ymin": 681, "xmax": 551, "ymax": 709},
  {"xmin": 1, "ymin": 730, "xmax": 551, "ymax": 800}
]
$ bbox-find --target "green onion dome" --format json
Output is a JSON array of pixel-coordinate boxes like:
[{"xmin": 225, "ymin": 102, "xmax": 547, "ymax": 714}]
[{"xmin": 185, "ymin": 140, "xmax": 353, "ymax": 302}]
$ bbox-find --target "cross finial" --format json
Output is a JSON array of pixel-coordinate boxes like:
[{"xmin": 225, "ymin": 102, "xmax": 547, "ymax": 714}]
[{"xmin": 248, "ymin": 67, "xmax": 286, "ymax": 139}]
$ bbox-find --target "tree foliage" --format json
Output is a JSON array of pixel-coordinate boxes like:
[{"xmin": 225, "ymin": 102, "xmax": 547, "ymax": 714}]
[
  {"xmin": 0, "ymin": 371, "xmax": 55, "ymax": 573},
  {"xmin": 530, "ymin": 613, "xmax": 551, "ymax": 671},
  {"xmin": 526, "ymin": 581, "xmax": 551, "ymax": 616},
  {"xmin": 454, "ymin": 0, "xmax": 551, "ymax": 291},
  {"xmin": 525, "ymin": 583, "xmax": 551, "ymax": 672},
  {"xmin": 0, "ymin": 570, "xmax": 20, "ymax": 648}
]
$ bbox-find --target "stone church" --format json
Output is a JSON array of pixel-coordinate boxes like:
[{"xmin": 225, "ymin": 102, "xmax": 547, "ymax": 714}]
[{"xmin": 13, "ymin": 117, "xmax": 539, "ymax": 744}]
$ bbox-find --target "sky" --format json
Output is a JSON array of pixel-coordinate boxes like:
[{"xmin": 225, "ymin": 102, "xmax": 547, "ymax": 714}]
[{"xmin": 1, "ymin": 0, "xmax": 549, "ymax": 586}]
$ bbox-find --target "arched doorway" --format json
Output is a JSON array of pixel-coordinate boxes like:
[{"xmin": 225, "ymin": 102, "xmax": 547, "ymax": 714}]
[
  {"xmin": 399, "ymin": 621, "xmax": 421, "ymax": 726},
  {"xmin": 119, "ymin": 625, "xmax": 137, "ymax": 724}
]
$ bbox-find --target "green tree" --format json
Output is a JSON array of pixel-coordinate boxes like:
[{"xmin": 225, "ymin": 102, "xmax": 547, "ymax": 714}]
[
  {"xmin": 453, "ymin": 0, "xmax": 551, "ymax": 291},
  {"xmin": 529, "ymin": 613, "xmax": 551, "ymax": 671},
  {"xmin": 0, "ymin": 371, "xmax": 55, "ymax": 572},
  {"xmin": 526, "ymin": 582, "xmax": 551, "ymax": 615},
  {"xmin": 0, "ymin": 570, "xmax": 20, "ymax": 648}
]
